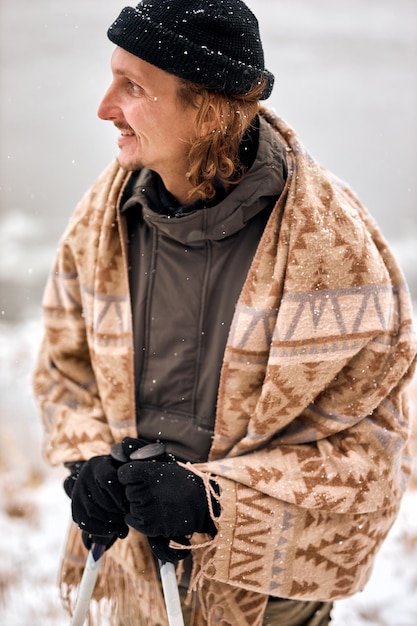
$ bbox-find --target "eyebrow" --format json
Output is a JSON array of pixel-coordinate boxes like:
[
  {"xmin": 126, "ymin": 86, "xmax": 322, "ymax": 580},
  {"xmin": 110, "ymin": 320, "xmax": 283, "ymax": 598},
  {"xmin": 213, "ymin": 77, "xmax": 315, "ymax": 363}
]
[
  {"xmin": 113, "ymin": 67, "xmax": 141, "ymax": 80},
  {"xmin": 111, "ymin": 65, "xmax": 158, "ymax": 100}
]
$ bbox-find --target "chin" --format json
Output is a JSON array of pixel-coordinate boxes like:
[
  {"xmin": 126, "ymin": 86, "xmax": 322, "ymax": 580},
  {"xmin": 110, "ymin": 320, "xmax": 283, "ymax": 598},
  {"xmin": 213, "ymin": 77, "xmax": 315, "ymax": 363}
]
[{"xmin": 116, "ymin": 154, "xmax": 144, "ymax": 172}]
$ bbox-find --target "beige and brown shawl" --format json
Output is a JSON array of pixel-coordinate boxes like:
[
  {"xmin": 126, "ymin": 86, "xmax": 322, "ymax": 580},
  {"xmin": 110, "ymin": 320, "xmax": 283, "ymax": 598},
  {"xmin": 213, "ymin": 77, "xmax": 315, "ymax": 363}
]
[{"xmin": 33, "ymin": 109, "xmax": 417, "ymax": 625}]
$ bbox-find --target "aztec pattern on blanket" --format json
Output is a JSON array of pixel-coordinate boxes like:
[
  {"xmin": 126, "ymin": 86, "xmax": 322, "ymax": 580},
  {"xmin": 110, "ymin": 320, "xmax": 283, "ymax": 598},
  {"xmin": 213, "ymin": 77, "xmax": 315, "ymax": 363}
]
[{"xmin": 193, "ymin": 109, "xmax": 416, "ymax": 608}]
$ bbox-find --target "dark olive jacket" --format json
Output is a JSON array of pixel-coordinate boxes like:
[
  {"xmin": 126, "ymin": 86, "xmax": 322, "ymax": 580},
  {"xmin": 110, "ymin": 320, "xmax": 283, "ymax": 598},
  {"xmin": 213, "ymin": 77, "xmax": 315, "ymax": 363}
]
[{"xmin": 122, "ymin": 117, "xmax": 287, "ymax": 461}]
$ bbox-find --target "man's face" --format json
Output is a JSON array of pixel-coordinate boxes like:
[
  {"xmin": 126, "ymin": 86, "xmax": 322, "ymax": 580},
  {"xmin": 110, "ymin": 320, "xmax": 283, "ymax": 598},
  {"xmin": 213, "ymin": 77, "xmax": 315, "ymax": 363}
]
[{"xmin": 98, "ymin": 47, "xmax": 198, "ymax": 176}]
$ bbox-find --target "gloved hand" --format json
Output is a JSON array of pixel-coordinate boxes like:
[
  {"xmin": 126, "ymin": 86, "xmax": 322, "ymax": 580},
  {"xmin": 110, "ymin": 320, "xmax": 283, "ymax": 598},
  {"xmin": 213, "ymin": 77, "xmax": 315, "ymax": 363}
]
[
  {"xmin": 118, "ymin": 438, "xmax": 191, "ymax": 562},
  {"xmin": 71, "ymin": 455, "xmax": 129, "ymax": 547},
  {"xmin": 118, "ymin": 460, "xmax": 219, "ymax": 538}
]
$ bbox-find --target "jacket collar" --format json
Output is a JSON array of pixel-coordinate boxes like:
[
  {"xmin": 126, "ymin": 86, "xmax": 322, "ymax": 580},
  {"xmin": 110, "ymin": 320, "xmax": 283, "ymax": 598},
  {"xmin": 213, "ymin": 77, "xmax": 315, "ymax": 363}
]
[{"xmin": 121, "ymin": 116, "xmax": 287, "ymax": 244}]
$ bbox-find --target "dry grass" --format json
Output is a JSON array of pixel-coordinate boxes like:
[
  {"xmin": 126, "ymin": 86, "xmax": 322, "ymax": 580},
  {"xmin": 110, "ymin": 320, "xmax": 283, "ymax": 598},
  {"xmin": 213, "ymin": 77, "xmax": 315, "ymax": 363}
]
[
  {"xmin": 0, "ymin": 433, "xmax": 45, "ymax": 524},
  {"xmin": 407, "ymin": 370, "xmax": 417, "ymax": 490},
  {"xmin": 0, "ymin": 570, "xmax": 19, "ymax": 611},
  {"xmin": 0, "ymin": 424, "xmax": 49, "ymax": 610}
]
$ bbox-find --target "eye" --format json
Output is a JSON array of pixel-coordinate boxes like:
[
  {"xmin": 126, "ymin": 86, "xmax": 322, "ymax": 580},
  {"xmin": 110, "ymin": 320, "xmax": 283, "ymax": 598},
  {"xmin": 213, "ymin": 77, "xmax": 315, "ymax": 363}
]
[{"xmin": 127, "ymin": 81, "xmax": 144, "ymax": 96}]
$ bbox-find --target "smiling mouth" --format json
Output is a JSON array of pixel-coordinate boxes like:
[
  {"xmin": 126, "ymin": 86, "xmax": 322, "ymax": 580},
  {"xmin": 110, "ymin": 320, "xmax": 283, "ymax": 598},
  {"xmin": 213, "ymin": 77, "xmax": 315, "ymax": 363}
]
[
  {"xmin": 114, "ymin": 122, "xmax": 135, "ymax": 136},
  {"xmin": 117, "ymin": 129, "xmax": 136, "ymax": 150}
]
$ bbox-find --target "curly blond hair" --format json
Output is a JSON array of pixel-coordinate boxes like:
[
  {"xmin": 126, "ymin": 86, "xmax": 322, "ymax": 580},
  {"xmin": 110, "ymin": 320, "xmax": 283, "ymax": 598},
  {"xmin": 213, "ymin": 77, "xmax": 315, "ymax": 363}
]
[{"xmin": 177, "ymin": 80, "xmax": 266, "ymax": 202}]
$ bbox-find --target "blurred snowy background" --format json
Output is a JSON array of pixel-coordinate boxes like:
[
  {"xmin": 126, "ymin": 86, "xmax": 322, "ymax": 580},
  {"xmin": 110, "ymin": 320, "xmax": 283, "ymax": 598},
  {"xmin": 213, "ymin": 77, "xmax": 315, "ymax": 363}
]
[{"xmin": 0, "ymin": 0, "xmax": 416, "ymax": 624}]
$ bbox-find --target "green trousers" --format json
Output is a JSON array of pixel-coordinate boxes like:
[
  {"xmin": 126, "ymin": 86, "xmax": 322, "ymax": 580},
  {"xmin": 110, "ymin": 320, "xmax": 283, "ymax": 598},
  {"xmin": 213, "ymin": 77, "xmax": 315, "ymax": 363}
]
[{"xmin": 263, "ymin": 598, "xmax": 333, "ymax": 625}]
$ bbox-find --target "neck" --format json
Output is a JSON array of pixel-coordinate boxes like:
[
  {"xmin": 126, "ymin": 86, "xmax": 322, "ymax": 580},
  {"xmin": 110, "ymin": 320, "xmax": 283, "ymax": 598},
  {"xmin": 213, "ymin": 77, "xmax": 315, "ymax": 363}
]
[
  {"xmin": 150, "ymin": 155, "xmax": 195, "ymax": 206},
  {"xmin": 158, "ymin": 173, "xmax": 195, "ymax": 207}
]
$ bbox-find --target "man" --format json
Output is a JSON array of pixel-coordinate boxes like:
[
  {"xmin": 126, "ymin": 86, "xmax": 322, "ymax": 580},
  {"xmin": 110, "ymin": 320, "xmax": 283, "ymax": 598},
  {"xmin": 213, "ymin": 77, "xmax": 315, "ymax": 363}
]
[{"xmin": 33, "ymin": 1, "xmax": 417, "ymax": 625}]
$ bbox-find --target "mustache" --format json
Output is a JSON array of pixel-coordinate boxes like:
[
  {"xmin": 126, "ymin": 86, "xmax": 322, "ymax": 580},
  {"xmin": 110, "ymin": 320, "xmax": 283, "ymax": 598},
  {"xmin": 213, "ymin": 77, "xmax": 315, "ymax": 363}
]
[{"xmin": 114, "ymin": 122, "xmax": 134, "ymax": 133}]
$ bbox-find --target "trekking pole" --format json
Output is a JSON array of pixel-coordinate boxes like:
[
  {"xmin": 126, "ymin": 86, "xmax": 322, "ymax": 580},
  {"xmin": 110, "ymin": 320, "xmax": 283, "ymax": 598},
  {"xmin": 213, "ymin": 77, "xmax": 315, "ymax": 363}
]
[
  {"xmin": 159, "ymin": 559, "xmax": 185, "ymax": 626},
  {"xmin": 69, "ymin": 545, "xmax": 185, "ymax": 626},
  {"xmin": 69, "ymin": 542, "xmax": 105, "ymax": 626},
  {"xmin": 69, "ymin": 441, "xmax": 184, "ymax": 626}
]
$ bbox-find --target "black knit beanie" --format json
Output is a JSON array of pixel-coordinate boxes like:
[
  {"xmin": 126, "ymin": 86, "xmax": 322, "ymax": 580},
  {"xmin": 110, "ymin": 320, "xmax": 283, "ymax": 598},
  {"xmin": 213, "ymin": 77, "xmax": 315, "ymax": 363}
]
[{"xmin": 107, "ymin": 0, "xmax": 274, "ymax": 99}]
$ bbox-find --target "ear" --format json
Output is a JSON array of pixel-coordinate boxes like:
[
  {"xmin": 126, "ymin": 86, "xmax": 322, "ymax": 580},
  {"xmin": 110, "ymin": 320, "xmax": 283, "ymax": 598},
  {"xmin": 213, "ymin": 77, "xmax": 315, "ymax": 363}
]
[{"xmin": 199, "ymin": 102, "xmax": 218, "ymax": 138}]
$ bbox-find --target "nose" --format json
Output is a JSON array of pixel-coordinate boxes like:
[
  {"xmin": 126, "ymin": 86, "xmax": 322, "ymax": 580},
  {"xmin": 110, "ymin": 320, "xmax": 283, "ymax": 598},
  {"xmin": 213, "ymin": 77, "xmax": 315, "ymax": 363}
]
[{"xmin": 97, "ymin": 84, "xmax": 119, "ymax": 121}]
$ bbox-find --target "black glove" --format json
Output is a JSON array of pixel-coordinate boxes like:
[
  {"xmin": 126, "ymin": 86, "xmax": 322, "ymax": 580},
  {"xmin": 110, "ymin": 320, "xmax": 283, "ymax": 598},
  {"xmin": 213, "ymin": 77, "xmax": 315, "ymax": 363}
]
[
  {"xmin": 118, "ymin": 438, "xmax": 191, "ymax": 562},
  {"xmin": 71, "ymin": 455, "xmax": 129, "ymax": 546},
  {"xmin": 118, "ymin": 460, "xmax": 219, "ymax": 538},
  {"xmin": 64, "ymin": 461, "xmax": 117, "ymax": 550},
  {"xmin": 63, "ymin": 461, "xmax": 86, "ymax": 498},
  {"xmin": 148, "ymin": 535, "xmax": 191, "ymax": 563}
]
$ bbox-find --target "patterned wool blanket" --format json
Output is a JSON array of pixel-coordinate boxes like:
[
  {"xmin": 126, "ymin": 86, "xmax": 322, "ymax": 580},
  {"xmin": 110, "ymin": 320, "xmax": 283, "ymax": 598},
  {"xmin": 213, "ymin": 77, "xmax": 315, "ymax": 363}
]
[{"xmin": 33, "ymin": 109, "xmax": 416, "ymax": 625}]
